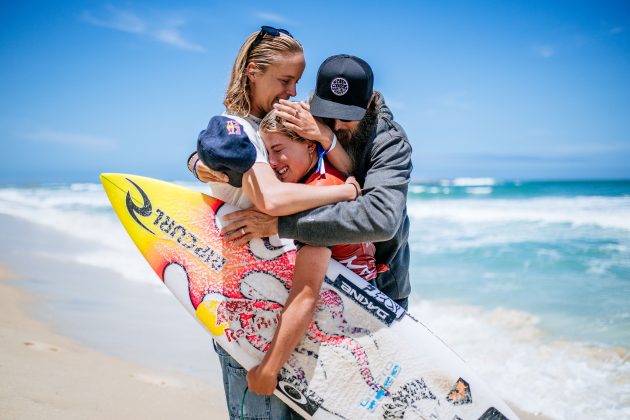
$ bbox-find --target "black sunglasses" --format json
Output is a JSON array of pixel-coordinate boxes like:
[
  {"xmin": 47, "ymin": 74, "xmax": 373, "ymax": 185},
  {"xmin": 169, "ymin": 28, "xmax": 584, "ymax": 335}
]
[{"xmin": 250, "ymin": 26, "xmax": 293, "ymax": 51}]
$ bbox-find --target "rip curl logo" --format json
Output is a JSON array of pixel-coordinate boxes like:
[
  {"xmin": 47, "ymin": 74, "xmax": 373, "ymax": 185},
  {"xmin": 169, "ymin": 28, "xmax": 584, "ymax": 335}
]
[
  {"xmin": 125, "ymin": 178, "xmax": 154, "ymax": 235},
  {"xmin": 225, "ymin": 120, "xmax": 241, "ymax": 135},
  {"xmin": 330, "ymin": 77, "xmax": 349, "ymax": 96}
]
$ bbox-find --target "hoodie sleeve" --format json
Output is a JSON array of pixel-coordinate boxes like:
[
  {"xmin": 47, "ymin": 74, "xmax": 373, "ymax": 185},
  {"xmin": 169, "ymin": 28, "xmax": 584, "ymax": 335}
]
[{"xmin": 278, "ymin": 130, "xmax": 412, "ymax": 246}]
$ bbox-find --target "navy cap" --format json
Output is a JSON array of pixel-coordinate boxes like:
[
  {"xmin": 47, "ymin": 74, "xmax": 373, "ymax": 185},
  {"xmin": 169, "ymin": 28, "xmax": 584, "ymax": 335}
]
[
  {"xmin": 310, "ymin": 55, "xmax": 374, "ymax": 121},
  {"xmin": 197, "ymin": 116, "xmax": 257, "ymax": 187}
]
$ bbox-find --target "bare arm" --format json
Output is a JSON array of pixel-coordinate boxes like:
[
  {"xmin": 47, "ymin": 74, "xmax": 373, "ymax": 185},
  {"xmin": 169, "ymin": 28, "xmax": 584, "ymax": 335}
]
[
  {"xmin": 241, "ymin": 162, "xmax": 358, "ymax": 217},
  {"xmin": 247, "ymin": 245, "xmax": 331, "ymax": 395},
  {"xmin": 273, "ymin": 100, "xmax": 353, "ymax": 175},
  {"xmin": 221, "ymin": 175, "xmax": 360, "ymax": 244}
]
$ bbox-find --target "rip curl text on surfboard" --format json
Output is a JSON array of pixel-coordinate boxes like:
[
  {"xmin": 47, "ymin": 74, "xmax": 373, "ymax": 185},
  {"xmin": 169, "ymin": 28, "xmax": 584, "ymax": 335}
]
[{"xmin": 153, "ymin": 208, "xmax": 226, "ymax": 271}]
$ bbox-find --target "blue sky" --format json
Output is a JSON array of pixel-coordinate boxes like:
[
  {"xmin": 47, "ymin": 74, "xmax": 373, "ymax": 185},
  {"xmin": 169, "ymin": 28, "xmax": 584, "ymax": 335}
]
[{"xmin": 1, "ymin": 0, "xmax": 628, "ymax": 183}]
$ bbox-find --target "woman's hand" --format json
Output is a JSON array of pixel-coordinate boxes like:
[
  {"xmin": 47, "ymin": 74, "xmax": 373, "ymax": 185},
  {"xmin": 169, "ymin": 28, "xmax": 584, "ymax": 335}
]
[
  {"xmin": 273, "ymin": 99, "xmax": 335, "ymax": 149},
  {"xmin": 246, "ymin": 364, "xmax": 277, "ymax": 396},
  {"xmin": 187, "ymin": 152, "xmax": 229, "ymax": 183},
  {"xmin": 221, "ymin": 208, "xmax": 279, "ymax": 246}
]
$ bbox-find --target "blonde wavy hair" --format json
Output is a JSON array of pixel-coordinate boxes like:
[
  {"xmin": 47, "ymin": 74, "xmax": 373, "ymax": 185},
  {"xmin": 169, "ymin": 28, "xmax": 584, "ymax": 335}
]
[
  {"xmin": 224, "ymin": 30, "xmax": 303, "ymax": 117},
  {"xmin": 259, "ymin": 109, "xmax": 309, "ymax": 144}
]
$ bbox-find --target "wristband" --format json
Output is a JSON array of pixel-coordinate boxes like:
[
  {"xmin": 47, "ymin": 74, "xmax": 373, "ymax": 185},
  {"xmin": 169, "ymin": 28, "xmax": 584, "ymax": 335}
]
[
  {"xmin": 350, "ymin": 182, "xmax": 361, "ymax": 199},
  {"xmin": 187, "ymin": 151, "xmax": 197, "ymax": 168},
  {"xmin": 193, "ymin": 158, "xmax": 200, "ymax": 180}
]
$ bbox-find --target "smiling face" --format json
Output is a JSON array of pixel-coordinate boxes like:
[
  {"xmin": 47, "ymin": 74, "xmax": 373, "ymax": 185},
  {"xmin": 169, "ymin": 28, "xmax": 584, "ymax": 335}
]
[
  {"xmin": 248, "ymin": 52, "xmax": 305, "ymax": 118},
  {"xmin": 261, "ymin": 131, "xmax": 316, "ymax": 183}
]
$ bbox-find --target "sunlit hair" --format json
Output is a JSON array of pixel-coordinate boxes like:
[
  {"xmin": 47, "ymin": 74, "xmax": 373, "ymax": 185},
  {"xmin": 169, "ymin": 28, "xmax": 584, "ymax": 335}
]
[
  {"xmin": 259, "ymin": 109, "xmax": 309, "ymax": 143},
  {"xmin": 224, "ymin": 31, "xmax": 303, "ymax": 117}
]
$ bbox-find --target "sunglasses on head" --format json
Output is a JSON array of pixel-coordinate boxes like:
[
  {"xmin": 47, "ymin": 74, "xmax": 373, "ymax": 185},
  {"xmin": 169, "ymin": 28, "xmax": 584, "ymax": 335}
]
[{"xmin": 250, "ymin": 26, "xmax": 293, "ymax": 51}]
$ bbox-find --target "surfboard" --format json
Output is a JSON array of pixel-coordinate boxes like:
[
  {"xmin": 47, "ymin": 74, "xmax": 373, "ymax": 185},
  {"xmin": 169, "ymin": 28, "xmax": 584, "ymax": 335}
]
[{"xmin": 100, "ymin": 173, "xmax": 518, "ymax": 420}]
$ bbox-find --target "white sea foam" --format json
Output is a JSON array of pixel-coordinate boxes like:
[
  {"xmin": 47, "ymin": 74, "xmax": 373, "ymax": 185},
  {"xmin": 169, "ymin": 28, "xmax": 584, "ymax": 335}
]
[
  {"xmin": 407, "ymin": 196, "xmax": 630, "ymax": 232},
  {"xmin": 450, "ymin": 177, "xmax": 497, "ymax": 187},
  {"xmin": 465, "ymin": 186, "xmax": 493, "ymax": 195},
  {"xmin": 408, "ymin": 299, "xmax": 630, "ymax": 419},
  {"xmin": 409, "ymin": 185, "xmax": 427, "ymax": 194},
  {"xmin": 69, "ymin": 183, "xmax": 104, "ymax": 192},
  {"xmin": 0, "ymin": 184, "xmax": 155, "ymax": 284}
]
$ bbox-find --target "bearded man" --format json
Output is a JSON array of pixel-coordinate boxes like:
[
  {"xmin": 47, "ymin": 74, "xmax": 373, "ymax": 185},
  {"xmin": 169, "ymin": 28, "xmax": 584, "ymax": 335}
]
[{"xmin": 221, "ymin": 54, "xmax": 413, "ymax": 310}]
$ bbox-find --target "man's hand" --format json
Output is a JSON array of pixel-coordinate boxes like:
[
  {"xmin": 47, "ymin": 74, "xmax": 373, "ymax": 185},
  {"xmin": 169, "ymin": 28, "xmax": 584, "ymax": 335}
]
[
  {"xmin": 273, "ymin": 99, "xmax": 335, "ymax": 149},
  {"xmin": 187, "ymin": 152, "xmax": 229, "ymax": 183},
  {"xmin": 246, "ymin": 364, "xmax": 278, "ymax": 396},
  {"xmin": 221, "ymin": 208, "xmax": 279, "ymax": 246}
]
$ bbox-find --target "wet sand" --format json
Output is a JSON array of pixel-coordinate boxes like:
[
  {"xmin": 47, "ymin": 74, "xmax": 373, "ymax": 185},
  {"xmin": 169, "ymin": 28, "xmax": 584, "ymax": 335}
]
[{"xmin": 0, "ymin": 265, "xmax": 229, "ymax": 419}]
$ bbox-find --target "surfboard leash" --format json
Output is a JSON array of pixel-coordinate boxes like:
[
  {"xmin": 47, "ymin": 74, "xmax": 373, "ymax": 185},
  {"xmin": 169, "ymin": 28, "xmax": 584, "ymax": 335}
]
[{"xmin": 240, "ymin": 386, "xmax": 248, "ymax": 420}]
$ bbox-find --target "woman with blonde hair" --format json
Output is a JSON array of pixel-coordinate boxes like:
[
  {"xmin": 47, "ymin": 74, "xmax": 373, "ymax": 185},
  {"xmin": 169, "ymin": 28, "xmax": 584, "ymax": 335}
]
[
  {"xmin": 189, "ymin": 26, "xmax": 355, "ymax": 216},
  {"xmin": 188, "ymin": 26, "xmax": 356, "ymax": 420}
]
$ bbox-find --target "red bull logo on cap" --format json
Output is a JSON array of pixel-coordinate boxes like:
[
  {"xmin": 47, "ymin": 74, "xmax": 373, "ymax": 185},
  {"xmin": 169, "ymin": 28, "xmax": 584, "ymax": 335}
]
[{"xmin": 226, "ymin": 120, "xmax": 242, "ymax": 135}]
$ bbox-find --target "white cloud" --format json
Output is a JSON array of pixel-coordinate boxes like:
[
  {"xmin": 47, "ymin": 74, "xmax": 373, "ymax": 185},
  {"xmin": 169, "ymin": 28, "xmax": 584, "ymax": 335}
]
[
  {"xmin": 254, "ymin": 11, "xmax": 289, "ymax": 25},
  {"xmin": 154, "ymin": 26, "xmax": 204, "ymax": 52},
  {"xmin": 80, "ymin": 6, "xmax": 145, "ymax": 33},
  {"xmin": 23, "ymin": 130, "xmax": 116, "ymax": 150},
  {"xmin": 80, "ymin": 6, "xmax": 204, "ymax": 52}
]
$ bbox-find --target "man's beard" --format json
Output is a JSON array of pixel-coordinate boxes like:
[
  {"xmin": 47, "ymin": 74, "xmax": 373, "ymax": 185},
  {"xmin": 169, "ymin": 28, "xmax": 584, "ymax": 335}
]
[{"xmin": 335, "ymin": 105, "xmax": 378, "ymax": 172}]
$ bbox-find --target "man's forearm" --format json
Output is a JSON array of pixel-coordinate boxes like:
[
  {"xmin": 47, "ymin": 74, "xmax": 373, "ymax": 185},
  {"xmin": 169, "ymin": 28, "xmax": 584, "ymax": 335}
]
[
  {"xmin": 278, "ymin": 134, "xmax": 412, "ymax": 246},
  {"xmin": 278, "ymin": 183, "xmax": 408, "ymax": 245}
]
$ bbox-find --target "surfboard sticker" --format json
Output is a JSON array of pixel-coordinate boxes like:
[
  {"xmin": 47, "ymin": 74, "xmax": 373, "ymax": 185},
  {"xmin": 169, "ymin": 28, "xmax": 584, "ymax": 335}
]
[
  {"xmin": 101, "ymin": 173, "xmax": 519, "ymax": 420},
  {"xmin": 447, "ymin": 378, "xmax": 473, "ymax": 405},
  {"xmin": 479, "ymin": 407, "xmax": 510, "ymax": 420},
  {"xmin": 326, "ymin": 273, "xmax": 404, "ymax": 326}
]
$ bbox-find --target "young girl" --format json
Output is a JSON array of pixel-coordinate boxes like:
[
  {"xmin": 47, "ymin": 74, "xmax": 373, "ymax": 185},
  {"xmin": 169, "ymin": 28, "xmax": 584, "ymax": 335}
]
[{"xmin": 245, "ymin": 110, "xmax": 386, "ymax": 395}]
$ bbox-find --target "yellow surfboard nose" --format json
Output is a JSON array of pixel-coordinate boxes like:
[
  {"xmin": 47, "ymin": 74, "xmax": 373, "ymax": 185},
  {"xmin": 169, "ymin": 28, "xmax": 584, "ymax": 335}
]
[{"xmin": 100, "ymin": 173, "xmax": 131, "ymax": 197}]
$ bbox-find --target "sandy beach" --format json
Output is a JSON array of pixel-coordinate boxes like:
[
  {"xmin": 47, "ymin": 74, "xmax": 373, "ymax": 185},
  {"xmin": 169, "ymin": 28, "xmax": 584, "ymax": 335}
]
[
  {"xmin": 0, "ymin": 269, "xmax": 546, "ymax": 420},
  {"xmin": 0, "ymin": 263, "xmax": 229, "ymax": 419}
]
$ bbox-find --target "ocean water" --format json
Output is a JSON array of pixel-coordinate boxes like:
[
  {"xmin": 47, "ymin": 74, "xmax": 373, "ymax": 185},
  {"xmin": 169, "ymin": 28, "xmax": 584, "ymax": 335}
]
[{"xmin": 1, "ymin": 178, "xmax": 629, "ymax": 418}]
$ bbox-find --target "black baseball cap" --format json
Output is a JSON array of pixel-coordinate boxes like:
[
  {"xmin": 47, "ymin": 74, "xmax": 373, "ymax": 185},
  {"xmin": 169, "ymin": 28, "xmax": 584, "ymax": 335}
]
[
  {"xmin": 310, "ymin": 54, "xmax": 374, "ymax": 121},
  {"xmin": 197, "ymin": 116, "xmax": 257, "ymax": 187}
]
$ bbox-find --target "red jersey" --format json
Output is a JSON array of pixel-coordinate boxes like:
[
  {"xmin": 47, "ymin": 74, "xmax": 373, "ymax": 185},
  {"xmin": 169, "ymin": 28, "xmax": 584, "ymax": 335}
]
[{"xmin": 302, "ymin": 162, "xmax": 386, "ymax": 281}]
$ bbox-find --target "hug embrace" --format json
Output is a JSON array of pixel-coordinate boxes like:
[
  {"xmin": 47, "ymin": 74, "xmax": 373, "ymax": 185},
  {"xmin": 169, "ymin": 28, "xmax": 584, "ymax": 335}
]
[{"xmin": 187, "ymin": 26, "xmax": 412, "ymax": 420}]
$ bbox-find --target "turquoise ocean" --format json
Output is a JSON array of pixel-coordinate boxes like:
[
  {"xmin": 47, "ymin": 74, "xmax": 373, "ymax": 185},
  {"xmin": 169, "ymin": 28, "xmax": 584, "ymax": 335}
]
[{"xmin": 1, "ymin": 178, "xmax": 629, "ymax": 418}]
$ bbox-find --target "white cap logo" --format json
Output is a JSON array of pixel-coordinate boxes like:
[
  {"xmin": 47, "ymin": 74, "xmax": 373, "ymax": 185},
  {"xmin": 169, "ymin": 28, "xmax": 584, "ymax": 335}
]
[{"xmin": 330, "ymin": 77, "xmax": 349, "ymax": 96}]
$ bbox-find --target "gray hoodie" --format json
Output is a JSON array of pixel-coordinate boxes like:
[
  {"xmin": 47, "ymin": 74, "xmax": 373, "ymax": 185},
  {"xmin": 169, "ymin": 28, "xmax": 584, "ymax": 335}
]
[{"xmin": 278, "ymin": 93, "xmax": 412, "ymax": 301}]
